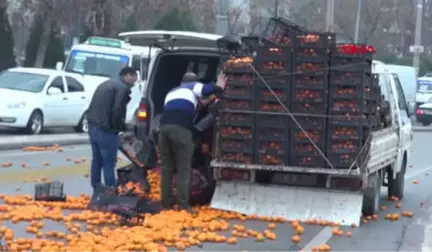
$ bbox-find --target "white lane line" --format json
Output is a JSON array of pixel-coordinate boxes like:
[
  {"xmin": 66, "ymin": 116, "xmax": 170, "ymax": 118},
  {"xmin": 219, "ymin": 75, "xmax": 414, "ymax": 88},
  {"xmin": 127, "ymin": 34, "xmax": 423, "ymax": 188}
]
[
  {"xmin": 303, "ymin": 227, "xmax": 333, "ymax": 251},
  {"xmin": 302, "ymin": 165, "xmax": 432, "ymax": 250},
  {"xmin": 0, "ymin": 145, "xmax": 90, "ymax": 157}
]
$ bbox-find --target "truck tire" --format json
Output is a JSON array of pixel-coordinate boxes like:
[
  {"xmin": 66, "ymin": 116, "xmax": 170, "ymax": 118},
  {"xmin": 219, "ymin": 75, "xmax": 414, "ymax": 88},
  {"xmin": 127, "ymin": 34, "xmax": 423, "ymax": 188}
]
[
  {"xmin": 362, "ymin": 172, "xmax": 381, "ymax": 216},
  {"xmin": 388, "ymin": 157, "xmax": 406, "ymax": 200}
]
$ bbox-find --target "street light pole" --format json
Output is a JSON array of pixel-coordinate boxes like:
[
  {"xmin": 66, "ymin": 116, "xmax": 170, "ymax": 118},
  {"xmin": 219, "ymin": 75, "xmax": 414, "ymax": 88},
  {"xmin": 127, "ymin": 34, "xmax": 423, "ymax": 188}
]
[
  {"xmin": 413, "ymin": 0, "xmax": 424, "ymax": 76},
  {"xmin": 215, "ymin": 0, "xmax": 229, "ymax": 36},
  {"xmin": 274, "ymin": 0, "xmax": 279, "ymax": 18},
  {"xmin": 354, "ymin": 0, "xmax": 362, "ymax": 43},
  {"xmin": 325, "ymin": 0, "xmax": 334, "ymax": 32}
]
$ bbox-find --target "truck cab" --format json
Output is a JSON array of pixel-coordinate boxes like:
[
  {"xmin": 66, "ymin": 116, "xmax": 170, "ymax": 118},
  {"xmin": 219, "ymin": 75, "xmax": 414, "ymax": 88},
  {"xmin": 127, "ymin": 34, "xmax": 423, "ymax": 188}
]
[{"xmin": 57, "ymin": 37, "xmax": 159, "ymax": 128}]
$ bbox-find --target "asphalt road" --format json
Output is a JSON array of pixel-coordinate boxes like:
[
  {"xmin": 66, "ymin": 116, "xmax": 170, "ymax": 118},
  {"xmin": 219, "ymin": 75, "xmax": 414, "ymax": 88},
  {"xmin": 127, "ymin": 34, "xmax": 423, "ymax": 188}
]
[{"xmin": 0, "ymin": 132, "xmax": 431, "ymax": 251}]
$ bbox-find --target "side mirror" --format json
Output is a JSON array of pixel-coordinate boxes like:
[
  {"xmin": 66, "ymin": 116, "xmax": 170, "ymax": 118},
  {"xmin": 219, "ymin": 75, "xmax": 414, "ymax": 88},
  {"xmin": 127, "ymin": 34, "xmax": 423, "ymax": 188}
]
[
  {"xmin": 55, "ymin": 62, "xmax": 63, "ymax": 71},
  {"xmin": 47, "ymin": 87, "xmax": 62, "ymax": 95}
]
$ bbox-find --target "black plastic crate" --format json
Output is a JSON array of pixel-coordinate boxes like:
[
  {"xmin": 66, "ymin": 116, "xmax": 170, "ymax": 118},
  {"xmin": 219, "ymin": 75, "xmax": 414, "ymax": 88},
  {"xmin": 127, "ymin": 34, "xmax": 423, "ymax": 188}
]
[
  {"xmin": 294, "ymin": 32, "xmax": 336, "ymax": 48},
  {"xmin": 289, "ymin": 155, "xmax": 325, "ymax": 168},
  {"xmin": 219, "ymin": 125, "xmax": 253, "ymax": 140},
  {"xmin": 328, "ymin": 113, "xmax": 368, "ymax": 127},
  {"xmin": 255, "ymin": 59, "xmax": 291, "ymax": 75},
  {"xmin": 256, "ymin": 46, "xmax": 291, "ymax": 61},
  {"xmin": 219, "ymin": 151, "xmax": 254, "ymax": 164},
  {"xmin": 220, "ymin": 138, "xmax": 253, "ymax": 153},
  {"xmin": 256, "ymin": 76, "xmax": 291, "ymax": 88},
  {"xmin": 256, "ymin": 85, "xmax": 290, "ymax": 103},
  {"xmin": 290, "ymin": 142, "xmax": 325, "ymax": 156},
  {"xmin": 291, "ymin": 129, "xmax": 325, "ymax": 145},
  {"xmin": 256, "ymin": 114, "xmax": 290, "ymax": 128},
  {"xmin": 219, "ymin": 97, "xmax": 254, "ymax": 111},
  {"xmin": 293, "ymin": 48, "xmax": 329, "ymax": 63},
  {"xmin": 289, "ymin": 115, "xmax": 327, "ymax": 130},
  {"xmin": 329, "ymin": 68, "xmax": 371, "ymax": 87},
  {"xmin": 327, "ymin": 125, "xmax": 364, "ymax": 140},
  {"xmin": 241, "ymin": 36, "xmax": 261, "ymax": 54},
  {"xmin": 256, "ymin": 99, "xmax": 287, "ymax": 113},
  {"xmin": 292, "ymin": 88, "xmax": 327, "ymax": 103},
  {"xmin": 224, "ymin": 80, "xmax": 253, "ymax": 99},
  {"xmin": 262, "ymin": 17, "xmax": 305, "ymax": 46},
  {"xmin": 327, "ymin": 152, "xmax": 369, "ymax": 169},
  {"xmin": 329, "ymin": 98, "xmax": 366, "ymax": 114},
  {"xmin": 226, "ymin": 73, "xmax": 255, "ymax": 85},
  {"xmin": 34, "ymin": 181, "xmax": 66, "ymax": 202},
  {"xmin": 257, "ymin": 127, "xmax": 289, "ymax": 141},
  {"xmin": 327, "ymin": 139, "xmax": 365, "ymax": 154},
  {"xmin": 292, "ymin": 72, "xmax": 328, "ymax": 89},
  {"xmin": 218, "ymin": 112, "xmax": 254, "ymax": 127},
  {"xmin": 223, "ymin": 57, "xmax": 254, "ymax": 73},
  {"xmin": 294, "ymin": 61, "xmax": 328, "ymax": 75},
  {"xmin": 329, "ymin": 85, "xmax": 365, "ymax": 100},
  {"xmin": 291, "ymin": 102, "xmax": 328, "ymax": 115}
]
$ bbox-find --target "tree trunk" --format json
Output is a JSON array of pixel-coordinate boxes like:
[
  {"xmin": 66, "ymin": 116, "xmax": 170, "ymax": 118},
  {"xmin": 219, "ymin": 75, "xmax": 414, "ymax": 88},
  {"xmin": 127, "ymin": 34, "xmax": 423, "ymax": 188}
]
[{"xmin": 34, "ymin": 18, "xmax": 52, "ymax": 68}]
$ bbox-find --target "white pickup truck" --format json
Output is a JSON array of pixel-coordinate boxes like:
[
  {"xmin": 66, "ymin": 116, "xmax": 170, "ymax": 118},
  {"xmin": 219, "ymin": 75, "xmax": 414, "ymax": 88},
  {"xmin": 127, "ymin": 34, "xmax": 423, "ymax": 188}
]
[{"xmin": 211, "ymin": 60, "xmax": 413, "ymax": 226}]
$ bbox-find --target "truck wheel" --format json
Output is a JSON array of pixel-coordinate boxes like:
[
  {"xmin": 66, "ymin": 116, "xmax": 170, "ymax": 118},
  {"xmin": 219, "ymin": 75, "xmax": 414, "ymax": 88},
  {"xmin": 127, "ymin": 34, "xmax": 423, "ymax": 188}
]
[
  {"xmin": 362, "ymin": 172, "xmax": 381, "ymax": 216},
  {"xmin": 388, "ymin": 157, "xmax": 406, "ymax": 200},
  {"xmin": 422, "ymin": 122, "xmax": 431, "ymax": 126}
]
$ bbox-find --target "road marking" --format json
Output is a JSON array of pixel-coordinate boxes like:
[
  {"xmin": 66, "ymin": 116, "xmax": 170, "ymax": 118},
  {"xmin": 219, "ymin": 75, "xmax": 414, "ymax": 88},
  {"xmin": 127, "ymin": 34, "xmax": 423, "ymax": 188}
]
[
  {"xmin": 303, "ymin": 227, "xmax": 332, "ymax": 251},
  {"xmin": 302, "ymin": 165, "xmax": 432, "ymax": 250}
]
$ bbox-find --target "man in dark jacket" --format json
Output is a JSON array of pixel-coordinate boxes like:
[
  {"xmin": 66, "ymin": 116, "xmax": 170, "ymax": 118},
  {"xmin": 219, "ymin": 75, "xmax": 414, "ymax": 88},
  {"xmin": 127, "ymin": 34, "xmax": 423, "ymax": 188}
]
[
  {"xmin": 87, "ymin": 67, "xmax": 137, "ymax": 188},
  {"xmin": 158, "ymin": 72, "xmax": 226, "ymax": 212}
]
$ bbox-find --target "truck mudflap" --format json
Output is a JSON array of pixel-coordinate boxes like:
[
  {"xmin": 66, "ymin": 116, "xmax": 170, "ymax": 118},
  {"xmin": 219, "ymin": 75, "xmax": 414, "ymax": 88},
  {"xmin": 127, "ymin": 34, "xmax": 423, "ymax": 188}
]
[{"xmin": 210, "ymin": 181, "xmax": 363, "ymax": 227}]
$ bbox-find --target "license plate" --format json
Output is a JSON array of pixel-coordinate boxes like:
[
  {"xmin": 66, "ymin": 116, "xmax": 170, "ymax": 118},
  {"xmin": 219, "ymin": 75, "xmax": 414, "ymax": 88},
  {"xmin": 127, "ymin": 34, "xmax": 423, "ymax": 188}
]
[{"xmin": 271, "ymin": 173, "xmax": 318, "ymax": 186}]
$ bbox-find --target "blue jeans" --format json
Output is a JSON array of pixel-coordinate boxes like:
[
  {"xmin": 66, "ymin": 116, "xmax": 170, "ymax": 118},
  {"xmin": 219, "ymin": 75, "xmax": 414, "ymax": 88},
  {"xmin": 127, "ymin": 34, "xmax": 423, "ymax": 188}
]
[{"xmin": 88, "ymin": 125, "xmax": 120, "ymax": 188}]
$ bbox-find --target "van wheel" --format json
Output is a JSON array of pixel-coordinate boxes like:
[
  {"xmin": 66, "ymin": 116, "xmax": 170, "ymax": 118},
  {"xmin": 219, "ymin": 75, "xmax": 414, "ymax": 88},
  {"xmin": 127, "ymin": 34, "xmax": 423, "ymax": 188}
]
[
  {"xmin": 388, "ymin": 157, "xmax": 406, "ymax": 200},
  {"xmin": 422, "ymin": 122, "xmax": 431, "ymax": 126},
  {"xmin": 75, "ymin": 112, "xmax": 88, "ymax": 133},
  {"xmin": 25, "ymin": 110, "xmax": 43, "ymax": 135},
  {"xmin": 362, "ymin": 171, "xmax": 381, "ymax": 216}
]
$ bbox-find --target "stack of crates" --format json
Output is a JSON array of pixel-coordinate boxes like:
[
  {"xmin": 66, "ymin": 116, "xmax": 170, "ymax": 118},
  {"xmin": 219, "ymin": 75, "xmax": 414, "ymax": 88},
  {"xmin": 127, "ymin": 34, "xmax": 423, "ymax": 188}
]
[
  {"xmin": 327, "ymin": 44, "xmax": 374, "ymax": 169},
  {"xmin": 288, "ymin": 32, "xmax": 335, "ymax": 168},
  {"xmin": 218, "ymin": 56, "xmax": 255, "ymax": 164},
  {"xmin": 253, "ymin": 46, "xmax": 291, "ymax": 166}
]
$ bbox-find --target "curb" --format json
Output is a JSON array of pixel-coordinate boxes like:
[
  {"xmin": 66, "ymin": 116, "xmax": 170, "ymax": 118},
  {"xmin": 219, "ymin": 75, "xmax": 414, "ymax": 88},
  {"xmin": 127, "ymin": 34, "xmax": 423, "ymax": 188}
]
[{"xmin": 0, "ymin": 136, "xmax": 89, "ymax": 151}]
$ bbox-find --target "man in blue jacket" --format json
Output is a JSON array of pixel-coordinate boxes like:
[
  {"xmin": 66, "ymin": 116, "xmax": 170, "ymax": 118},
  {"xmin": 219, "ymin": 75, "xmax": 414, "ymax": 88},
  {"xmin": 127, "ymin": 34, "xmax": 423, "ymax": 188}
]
[{"xmin": 159, "ymin": 72, "xmax": 227, "ymax": 212}]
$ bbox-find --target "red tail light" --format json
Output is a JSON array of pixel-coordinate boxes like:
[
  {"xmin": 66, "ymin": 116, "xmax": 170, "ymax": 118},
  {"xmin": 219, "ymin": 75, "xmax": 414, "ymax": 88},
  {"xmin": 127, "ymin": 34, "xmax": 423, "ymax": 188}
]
[
  {"xmin": 137, "ymin": 103, "xmax": 147, "ymax": 121},
  {"xmin": 220, "ymin": 168, "xmax": 250, "ymax": 181},
  {"xmin": 417, "ymin": 109, "xmax": 424, "ymax": 115}
]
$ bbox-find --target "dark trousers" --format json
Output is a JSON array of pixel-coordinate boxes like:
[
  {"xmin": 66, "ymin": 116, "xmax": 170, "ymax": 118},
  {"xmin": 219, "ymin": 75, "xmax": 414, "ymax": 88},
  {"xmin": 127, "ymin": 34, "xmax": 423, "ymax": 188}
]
[
  {"xmin": 158, "ymin": 125, "xmax": 194, "ymax": 208},
  {"xmin": 89, "ymin": 125, "xmax": 120, "ymax": 188}
]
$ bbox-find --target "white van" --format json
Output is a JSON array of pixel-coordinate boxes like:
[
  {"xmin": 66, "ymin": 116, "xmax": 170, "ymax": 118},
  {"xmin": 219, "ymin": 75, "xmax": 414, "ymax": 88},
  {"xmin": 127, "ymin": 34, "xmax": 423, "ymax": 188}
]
[
  {"xmin": 386, "ymin": 65, "xmax": 416, "ymax": 115},
  {"xmin": 56, "ymin": 37, "xmax": 159, "ymax": 130},
  {"xmin": 415, "ymin": 76, "xmax": 432, "ymax": 110}
]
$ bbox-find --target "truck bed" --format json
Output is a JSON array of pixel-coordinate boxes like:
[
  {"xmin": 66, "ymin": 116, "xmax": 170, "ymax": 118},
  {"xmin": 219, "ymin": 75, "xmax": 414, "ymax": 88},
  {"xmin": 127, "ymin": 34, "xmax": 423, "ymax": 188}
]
[{"xmin": 211, "ymin": 127, "xmax": 398, "ymax": 178}]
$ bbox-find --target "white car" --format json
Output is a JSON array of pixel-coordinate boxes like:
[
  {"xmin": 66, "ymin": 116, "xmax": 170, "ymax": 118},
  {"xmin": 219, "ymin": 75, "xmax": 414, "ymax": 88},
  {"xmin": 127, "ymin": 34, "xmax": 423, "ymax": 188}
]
[{"xmin": 0, "ymin": 67, "xmax": 89, "ymax": 134}]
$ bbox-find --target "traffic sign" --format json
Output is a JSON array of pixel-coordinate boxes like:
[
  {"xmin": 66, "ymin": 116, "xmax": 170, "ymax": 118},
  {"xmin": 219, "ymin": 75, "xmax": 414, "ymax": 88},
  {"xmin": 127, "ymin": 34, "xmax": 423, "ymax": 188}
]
[{"xmin": 410, "ymin": 45, "xmax": 424, "ymax": 53}]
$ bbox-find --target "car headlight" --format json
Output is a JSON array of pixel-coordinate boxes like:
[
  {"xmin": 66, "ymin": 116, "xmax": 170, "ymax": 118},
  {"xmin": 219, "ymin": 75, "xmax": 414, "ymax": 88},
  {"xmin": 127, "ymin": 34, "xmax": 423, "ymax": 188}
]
[{"xmin": 7, "ymin": 102, "xmax": 26, "ymax": 109}]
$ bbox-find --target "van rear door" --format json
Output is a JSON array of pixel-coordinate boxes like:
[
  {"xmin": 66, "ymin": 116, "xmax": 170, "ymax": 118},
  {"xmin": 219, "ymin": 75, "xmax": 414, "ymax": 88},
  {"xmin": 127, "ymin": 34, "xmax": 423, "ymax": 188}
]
[{"xmin": 118, "ymin": 30, "xmax": 222, "ymax": 49}]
